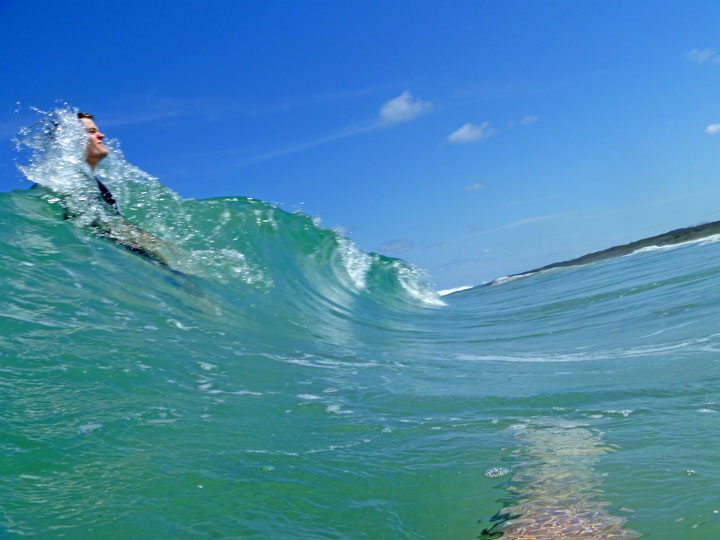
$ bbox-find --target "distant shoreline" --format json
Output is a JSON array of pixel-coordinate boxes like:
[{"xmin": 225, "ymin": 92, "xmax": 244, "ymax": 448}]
[{"xmin": 516, "ymin": 220, "xmax": 720, "ymax": 277}]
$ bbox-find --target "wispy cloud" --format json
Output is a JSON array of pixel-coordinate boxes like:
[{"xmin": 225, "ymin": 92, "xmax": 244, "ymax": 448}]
[
  {"xmin": 496, "ymin": 214, "xmax": 559, "ymax": 230},
  {"xmin": 465, "ymin": 221, "xmax": 485, "ymax": 232},
  {"xmin": 108, "ymin": 90, "xmax": 432, "ymax": 171},
  {"xmin": 378, "ymin": 91, "xmax": 432, "ymax": 125},
  {"xmin": 231, "ymin": 122, "xmax": 376, "ymax": 167},
  {"xmin": 470, "ymin": 214, "xmax": 563, "ymax": 234},
  {"xmin": 447, "ymin": 122, "xmax": 495, "ymax": 144},
  {"xmin": 465, "ymin": 183, "xmax": 486, "ymax": 192},
  {"xmin": 423, "ymin": 240, "xmax": 444, "ymax": 249},
  {"xmin": 508, "ymin": 194, "xmax": 557, "ymax": 207},
  {"xmin": 686, "ymin": 48, "xmax": 720, "ymax": 64},
  {"xmin": 431, "ymin": 255, "xmax": 487, "ymax": 274},
  {"xmin": 520, "ymin": 115, "xmax": 539, "ymax": 125},
  {"xmin": 453, "ymin": 79, "xmax": 569, "ymax": 102},
  {"xmin": 705, "ymin": 123, "xmax": 720, "ymax": 135},
  {"xmin": 378, "ymin": 239, "xmax": 415, "ymax": 253},
  {"xmin": 101, "ymin": 95, "xmax": 241, "ymax": 127},
  {"xmin": 223, "ymin": 91, "xmax": 432, "ymax": 168},
  {"xmin": 101, "ymin": 87, "xmax": 387, "ymax": 127}
]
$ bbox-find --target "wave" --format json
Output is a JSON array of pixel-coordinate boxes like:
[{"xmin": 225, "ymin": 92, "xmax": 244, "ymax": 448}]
[
  {"xmin": 6, "ymin": 106, "xmax": 443, "ymax": 330},
  {"xmin": 5, "ymin": 106, "xmax": 720, "ymax": 539},
  {"xmin": 437, "ymin": 285, "xmax": 473, "ymax": 296}
]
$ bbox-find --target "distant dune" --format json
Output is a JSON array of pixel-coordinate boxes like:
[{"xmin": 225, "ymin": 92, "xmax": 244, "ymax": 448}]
[{"xmin": 519, "ymin": 220, "xmax": 720, "ymax": 276}]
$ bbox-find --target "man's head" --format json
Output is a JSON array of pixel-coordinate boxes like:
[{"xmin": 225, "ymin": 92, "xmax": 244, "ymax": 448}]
[{"xmin": 78, "ymin": 112, "xmax": 108, "ymax": 170}]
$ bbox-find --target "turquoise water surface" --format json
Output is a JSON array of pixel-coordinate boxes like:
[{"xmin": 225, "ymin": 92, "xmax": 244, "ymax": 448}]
[{"xmin": 3, "ymin": 109, "xmax": 720, "ymax": 539}]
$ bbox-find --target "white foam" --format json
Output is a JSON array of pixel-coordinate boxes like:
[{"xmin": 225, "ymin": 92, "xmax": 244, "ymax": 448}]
[
  {"xmin": 336, "ymin": 236, "xmax": 372, "ymax": 289},
  {"xmin": 484, "ymin": 467, "xmax": 510, "ymax": 478},
  {"xmin": 305, "ymin": 439, "xmax": 367, "ymax": 454},
  {"xmin": 326, "ymin": 404, "xmax": 353, "ymax": 415},
  {"xmin": 626, "ymin": 233, "xmax": 720, "ymax": 257},
  {"xmin": 603, "ymin": 409, "xmax": 634, "ymax": 417},
  {"xmin": 197, "ymin": 361, "xmax": 217, "ymax": 371},
  {"xmin": 78, "ymin": 423, "xmax": 102, "ymax": 434},
  {"xmin": 456, "ymin": 353, "xmax": 581, "ymax": 363},
  {"xmin": 456, "ymin": 336, "xmax": 717, "ymax": 363},
  {"xmin": 395, "ymin": 263, "xmax": 446, "ymax": 306},
  {"xmin": 491, "ymin": 272, "xmax": 534, "ymax": 286},
  {"xmin": 167, "ymin": 318, "xmax": 192, "ymax": 331},
  {"xmin": 438, "ymin": 285, "xmax": 473, "ymax": 296}
]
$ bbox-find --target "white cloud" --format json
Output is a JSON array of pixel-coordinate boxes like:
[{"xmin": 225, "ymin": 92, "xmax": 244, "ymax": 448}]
[
  {"xmin": 447, "ymin": 122, "xmax": 495, "ymax": 144},
  {"xmin": 465, "ymin": 183, "xmax": 486, "ymax": 192},
  {"xmin": 379, "ymin": 91, "xmax": 432, "ymax": 125},
  {"xmin": 706, "ymin": 123, "xmax": 720, "ymax": 135},
  {"xmin": 520, "ymin": 115, "xmax": 539, "ymax": 125},
  {"xmin": 687, "ymin": 48, "xmax": 717, "ymax": 64}
]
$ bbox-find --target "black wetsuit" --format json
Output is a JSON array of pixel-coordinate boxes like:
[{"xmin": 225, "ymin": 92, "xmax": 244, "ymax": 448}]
[
  {"xmin": 30, "ymin": 176, "xmax": 120, "ymax": 214},
  {"xmin": 93, "ymin": 177, "xmax": 171, "ymax": 266},
  {"xmin": 35, "ymin": 176, "xmax": 187, "ymax": 282},
  {"xmin": 95, "ymin": 177, "xmax": 120, "ymax": 214}
]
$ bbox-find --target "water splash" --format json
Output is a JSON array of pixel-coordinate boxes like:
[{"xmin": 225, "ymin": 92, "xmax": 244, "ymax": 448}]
[{"xmin": 11, "ymin": 104, "xmax": 441, "ymax": 308}]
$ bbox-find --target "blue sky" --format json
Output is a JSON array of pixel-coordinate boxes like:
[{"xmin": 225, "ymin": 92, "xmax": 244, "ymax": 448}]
[{"xmin": 2, "ymin": 0, "xmax": 720, "ymax": 288}]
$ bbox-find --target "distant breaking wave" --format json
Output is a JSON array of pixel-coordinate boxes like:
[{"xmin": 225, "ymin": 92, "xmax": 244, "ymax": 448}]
[{"xmin": 447, "ymin": 221, "xmax": 720, "ymax": 294}]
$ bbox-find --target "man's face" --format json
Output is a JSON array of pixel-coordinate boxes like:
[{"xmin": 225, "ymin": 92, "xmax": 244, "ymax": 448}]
[{"xmin": 80, "ymin": 117, "xmax": 109, "ymax": 164}]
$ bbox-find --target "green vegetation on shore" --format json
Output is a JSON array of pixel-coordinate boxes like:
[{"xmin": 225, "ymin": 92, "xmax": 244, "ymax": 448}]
[{"xmin": 520, "ymin": 220, "xmax": 720, "ymax": 276}]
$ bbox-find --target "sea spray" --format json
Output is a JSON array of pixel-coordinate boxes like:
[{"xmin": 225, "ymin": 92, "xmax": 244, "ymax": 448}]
[{"xmin": 10, "ymin": 105, "xmax": 441, "ymax": 307}]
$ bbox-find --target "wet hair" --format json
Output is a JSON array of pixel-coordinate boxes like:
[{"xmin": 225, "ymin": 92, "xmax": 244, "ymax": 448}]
[{"xmin": 33, "ymin": 111, "xmax": 94, "ymax": 154}]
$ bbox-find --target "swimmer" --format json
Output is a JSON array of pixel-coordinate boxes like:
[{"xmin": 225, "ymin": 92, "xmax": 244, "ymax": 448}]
[{"xmin": 77, "ymin": 112, "xmax": 172, "ymax": 265}]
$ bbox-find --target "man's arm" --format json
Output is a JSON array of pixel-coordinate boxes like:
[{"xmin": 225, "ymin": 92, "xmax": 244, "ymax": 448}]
[
  {"xmin": 95, "ymin": 215, "xmax": 173, "ymax": 265},
  {"xmin": 90, "ymin": 176, "xmax": 173, "ymax": 265}
]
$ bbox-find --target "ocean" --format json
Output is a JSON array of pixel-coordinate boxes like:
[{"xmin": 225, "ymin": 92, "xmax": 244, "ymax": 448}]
[{"xmin": 2, "ymin": 108, "xmax": 720, "ymax": 539}]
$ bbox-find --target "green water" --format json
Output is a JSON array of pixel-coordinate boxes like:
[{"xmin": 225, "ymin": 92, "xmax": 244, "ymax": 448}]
[{"xmin": 4, "ymin": 108, "xmax": 720, "ymax": 538}]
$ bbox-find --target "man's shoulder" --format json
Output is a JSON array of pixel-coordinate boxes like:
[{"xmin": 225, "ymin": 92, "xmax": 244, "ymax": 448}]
[{"xmin": 94, "ymin": 176, "xmax": 121, "ymax": 214}]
